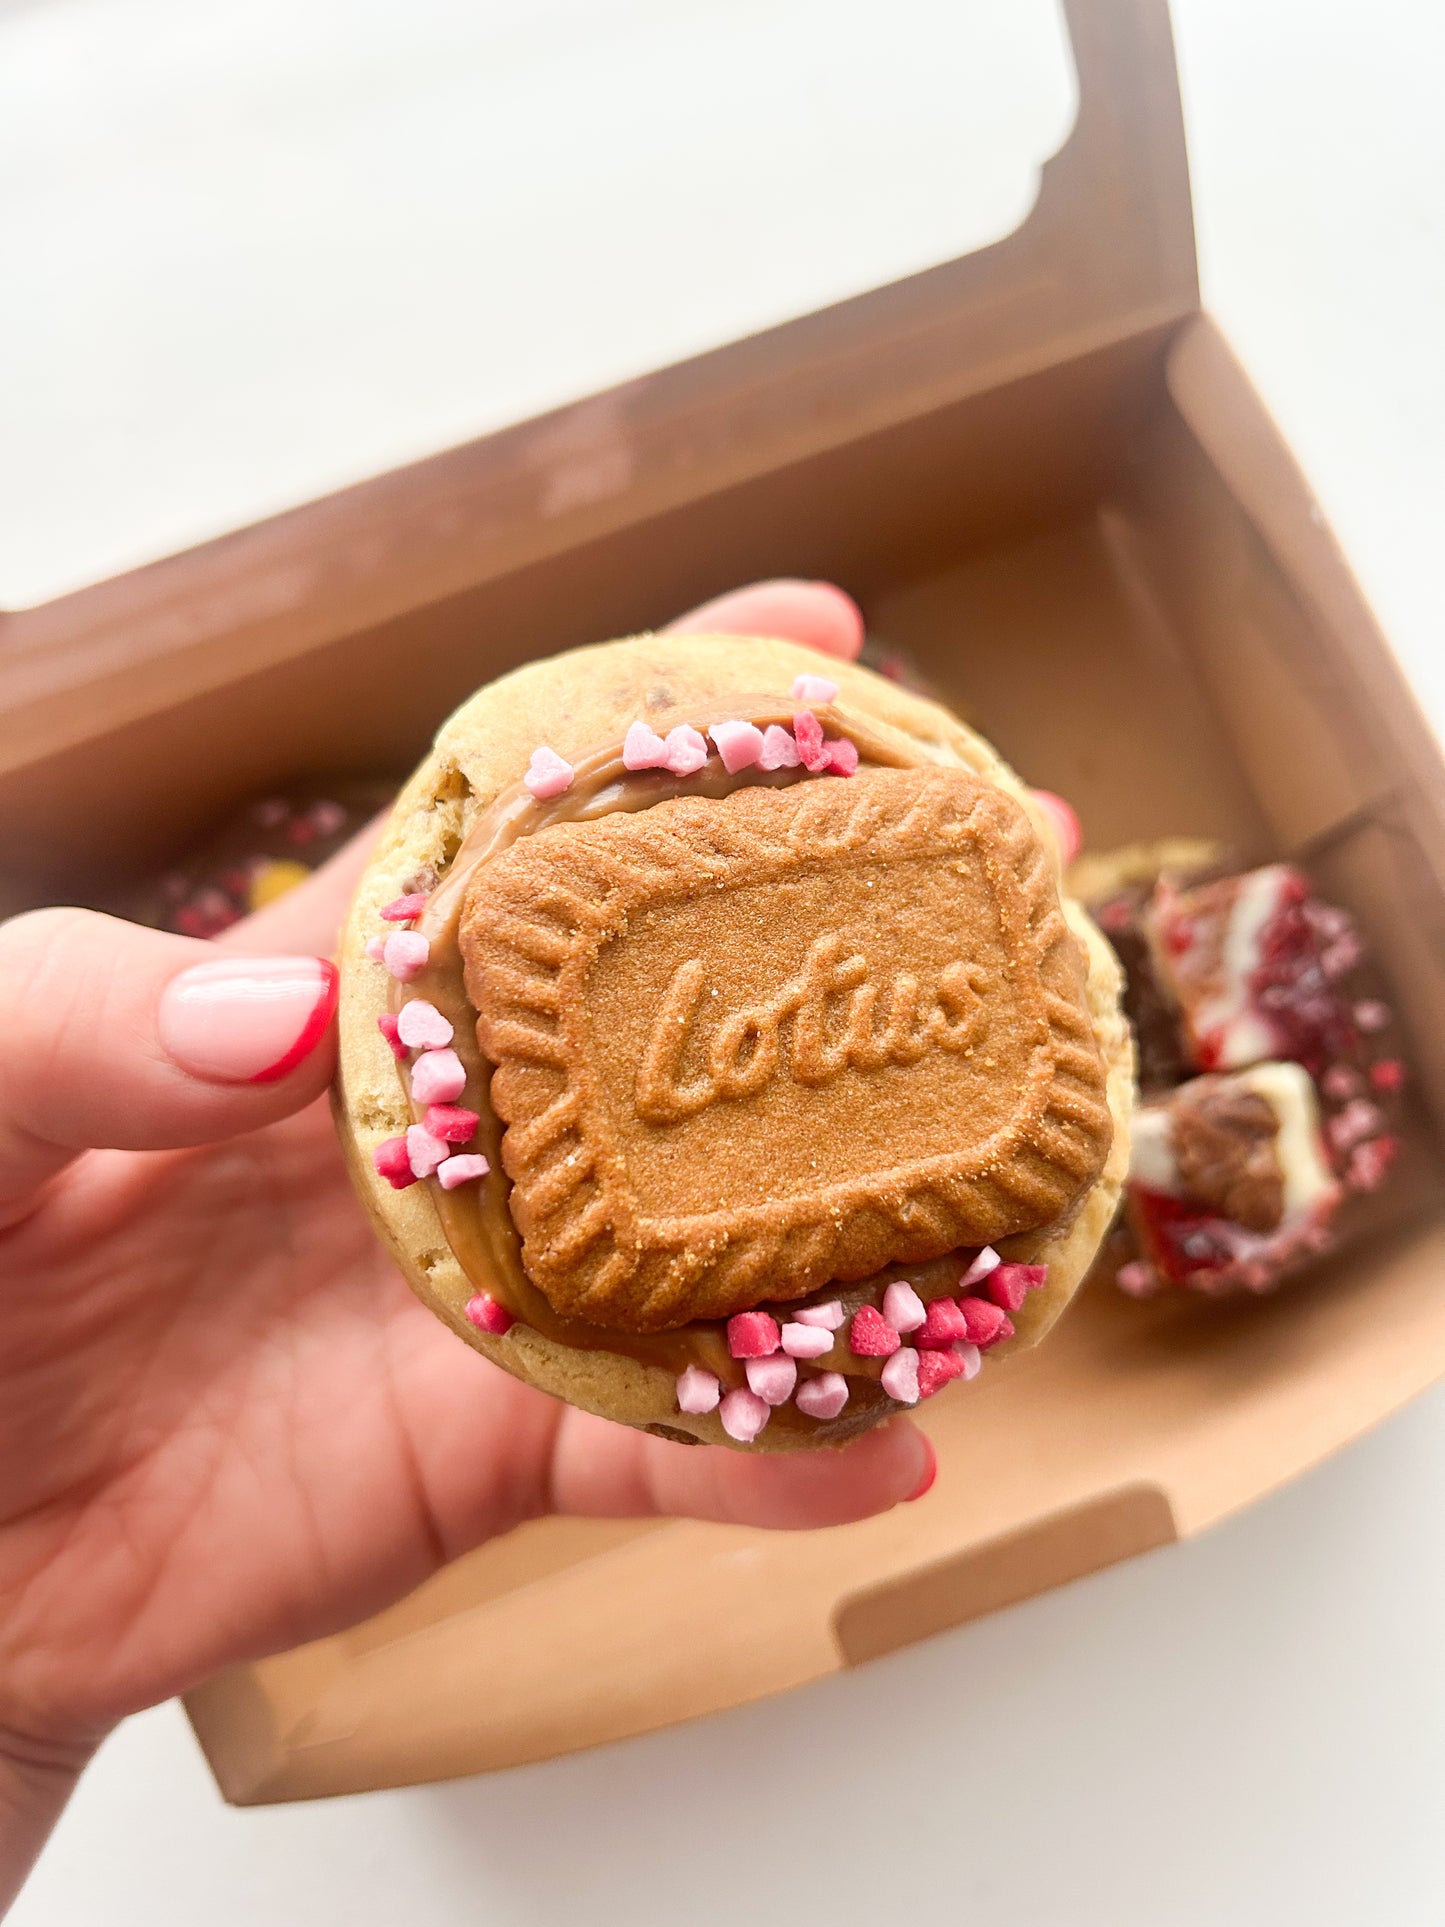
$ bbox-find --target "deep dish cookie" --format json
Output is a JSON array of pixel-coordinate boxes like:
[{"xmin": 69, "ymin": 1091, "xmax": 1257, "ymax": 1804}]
[{"xmin": 335, "ymin": 633, "xmax": 1132, "ymax": 1451}]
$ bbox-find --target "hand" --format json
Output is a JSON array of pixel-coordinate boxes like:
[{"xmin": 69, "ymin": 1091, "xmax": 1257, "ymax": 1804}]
[{"xmin": 0, "ymin": 582, "xmax": 932, "ymax": 1906}]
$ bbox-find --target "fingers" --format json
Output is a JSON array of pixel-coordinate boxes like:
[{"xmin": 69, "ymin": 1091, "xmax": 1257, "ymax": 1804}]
[
  {"xmin": 0, "ymin": 907, "xmax": 338, "ymax": 1223},
  {"xmin": 665, "ymin": 579, "xmax": 865, "ymax": 661},
  {"xmin": 545, "ymin": 1406, "xmax": 936, "ymax": 1531}
]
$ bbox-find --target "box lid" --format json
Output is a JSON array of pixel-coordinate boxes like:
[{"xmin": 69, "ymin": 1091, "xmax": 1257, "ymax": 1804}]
[{"xmin": 0, "ymin": 0, "xmax": 1196, "ymax": 779}]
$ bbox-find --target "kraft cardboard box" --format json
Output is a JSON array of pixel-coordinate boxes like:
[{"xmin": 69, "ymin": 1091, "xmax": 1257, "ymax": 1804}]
[{"xmin": 2, "ymin": 0, "xmax": 1442, "ymax": 1801}]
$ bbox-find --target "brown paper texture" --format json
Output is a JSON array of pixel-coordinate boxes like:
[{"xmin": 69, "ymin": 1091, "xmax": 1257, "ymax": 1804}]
[{"xmin": 2, "ymin": 0, "xmax": 1439, "ymax": 1800}]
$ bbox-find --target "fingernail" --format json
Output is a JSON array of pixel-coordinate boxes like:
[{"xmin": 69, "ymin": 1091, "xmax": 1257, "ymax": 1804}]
[
  {"xmin": 158, "ymin": 956, "xmax": 338, "ymax": 1084},
  {"xmin": 905, "ymin": 1434, "xmax": 938, "ymax": 1503}
]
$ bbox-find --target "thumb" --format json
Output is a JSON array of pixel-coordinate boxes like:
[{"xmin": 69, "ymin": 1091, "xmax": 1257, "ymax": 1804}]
[{"xmin": 0, "ymin": 907, "xmax": 338, "ymax": 1223}]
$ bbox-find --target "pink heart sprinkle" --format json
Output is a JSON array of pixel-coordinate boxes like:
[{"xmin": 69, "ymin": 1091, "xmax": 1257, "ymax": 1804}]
[
  {"xmin": 406, "ymin": 1124, "xmax": 450, "ymax": 1178},
  {"xmin": 727, "ymin": 1310, "xmax": 781, "ymax": 1358},
  {"xmin": 437, "ymin": 1153, "xmax": 489, "ymax": 1189},
  {"xmin": 709, "ymin": 719, "xmax": 766, "ymax": 774},
  {"xmin": 781, "ymin": 1322, "xmax": 834, "ymax": 1359},
  {"xmin": 380, "ymin": 892, "xmax": 429, "ymax": 922},
  {"xmin": 423, "ymin": 1103, "xmax": 479, "ymax": 1143},
  {"xmin": 915, "ymin": 1298, "xmax": 969, "ymax": 1349},
  {"xmin": 795, "ymin": 1373, "xmax": 849, "ymax": 1421},
  {"xmin": 372, "ymin": 1136, "xmax": 416, "ymax": 1189},
  {"xmin": 719, "ymin": 1387, "xmax": 771, "ymax": 1443},
  {"xmin": 848, "ymin": 1306, "xmax": 900, "ymax": 1357},
  {"xmin": 959, "ymin": 1297, "xmax": 1013, "ymax": 1348},
  {"xmin": 917, "ymin": 1349, "xmax": 967, "ymax": 1399},
  {"xmin": 959, "ymin": 1247, "xmax": 1001, "ymax": 1289},
  {"xmin": 792, "ymin": 673, "xmax": 839, "ymax": 704},
  {"xmin": 954, "ymin": 1342, "xmax": 983, "ymax": 1380},
  {"xmin": 409, "ymin": 1047, "xmax": 467, "ymax": 1105},
  {"xmin": 758, "ymin": 723, "xmax": 801, "ymax": 771},
  {"xmin": 882, "ymin": 1281, "xmax": 926, "ymax": 1333},
  {"xmin": 746, "ymin": 1353, "xmax": 798, "ymax": 1406},
  {"xmin": 988, "ymin": 1263, "xmax": 1047, "ymax": 1312},
  {"xmin": 524, "ymin": 745, "xmax": 575, "ymax": 799},
  {"xmin": 465, "ymin": 1294, "xmax": 514, "ymax": 1335},
  {"xmin": 823, "ymin": 737, "xmax": 859, "ymax": 777},
  {"xmin": 623, "ymin": 721, "xmax": 670, "ymax": 770},
  {"xmin": 676, "ymin": 1366, "xmax": 722, "ymax": 1414},
  {"xmin": 397, "ymin": 998, "xmax": 454, "ymax": 1050},
  {"xmin": 791, "ymin": 1299, "xmax": 845, "ymax": 1330},
  {"xmin": 663, "ymin": 724, "xmax": 709, "ymax": 775},
  {"xmin": 383, "ymin": 930, "xmax": 430, "ymax": 981},
  {"xmin": 881, "ymin": 1347, "xmax": 920, "ymax": 1405},
  {"xmin": 376, "ymin": 1012, "xmax": 407, "ymax": 1060},
  {"xmin": 792, "ymin": 710, "xmax": 829, "ymax": 771}
]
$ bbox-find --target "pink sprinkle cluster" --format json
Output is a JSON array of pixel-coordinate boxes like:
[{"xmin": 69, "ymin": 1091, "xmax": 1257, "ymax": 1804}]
[
  {"xmin": 790, "ymin": 710, "xmax": 857, "ymax": 775},
  {"xmin": 623, "ymin": 721, "xmax": 710, "ymax": 776},
  {"xmin": 371, "ymin": 1008, "xmax": 489, "ymax": 1191},
  {"xmin": 613, "ymin": 709, "xmax": 859, "ymax": 787},
  {"xmin": 365, "ymin": 886, "xmax": 493, "ymax": 1206},
  {"xmin": 522, "ymin": 705, "xmax": 861, "ymax": 827},
  {"xmin": 367, "ymin": 885, "xmax": 433, "ymax": 984},
  {"xmin": 675, "ymin": 1253, "xmax": 1048, "ymax": 1442}
]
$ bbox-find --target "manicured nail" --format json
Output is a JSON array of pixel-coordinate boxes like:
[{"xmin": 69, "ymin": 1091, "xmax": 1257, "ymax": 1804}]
[
  {"xmin": 158, "ymin": 956, "xmax": 339, "ymax": 1084},
  {"xmin": 905, "ymin": 1434, "xmax": 938, "ymax": 1503}
]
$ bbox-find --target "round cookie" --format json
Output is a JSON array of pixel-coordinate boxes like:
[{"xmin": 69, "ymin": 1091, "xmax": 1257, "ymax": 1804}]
[{"xmin": 335, "ymin": 633, "xmax": 1133, "ymax": 1450}]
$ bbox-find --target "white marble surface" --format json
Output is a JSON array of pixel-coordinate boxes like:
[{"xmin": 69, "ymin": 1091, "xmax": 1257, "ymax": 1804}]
[{"xmin": 8, "ymin": 0, "xmax": 1445, "ymax": 1921}]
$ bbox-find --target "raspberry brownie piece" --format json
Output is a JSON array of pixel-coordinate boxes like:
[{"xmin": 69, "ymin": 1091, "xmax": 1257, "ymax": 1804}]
[
  {"xmin": 1121, "ymin": 1061, "xmax": 1343, "ymax": 1295},
  {"xmin": 1145, "ymin": 864, "xmax": 1365, "ymax": 1076}
]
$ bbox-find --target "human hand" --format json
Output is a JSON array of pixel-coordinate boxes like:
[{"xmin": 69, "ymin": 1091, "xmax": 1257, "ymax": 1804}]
[{"xmin": 0, "ymin": 582, "xmax": 932, "ymax": 1907}]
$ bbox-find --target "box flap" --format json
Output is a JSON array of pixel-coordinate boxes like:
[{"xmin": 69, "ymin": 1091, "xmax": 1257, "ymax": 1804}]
[{"xmin": 0, "ymin": 0, "xmax": 1196, "ymax": 775}]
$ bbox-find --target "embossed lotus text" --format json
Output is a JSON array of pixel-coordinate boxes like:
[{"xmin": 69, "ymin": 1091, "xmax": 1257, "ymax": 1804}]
[
  {"xmin": 461, "ymin": 766, "xmax": 1112, "ymax": 1331},
  {"xmin": 637, "ymin": 935, "xmax": 993, "ymax": 1123}
]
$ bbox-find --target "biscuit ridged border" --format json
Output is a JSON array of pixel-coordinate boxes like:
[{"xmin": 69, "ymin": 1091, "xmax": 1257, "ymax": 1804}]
[{"xmin": 464, "ymin": 766, "xmax": 1113, "ymax": 1331}]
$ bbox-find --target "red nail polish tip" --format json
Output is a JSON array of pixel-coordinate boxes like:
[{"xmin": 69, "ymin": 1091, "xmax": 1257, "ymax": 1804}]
[
  {"xmin": 249, "ymin": 960, "xmax": 339, "ymax": 1084},
  {"xmin": 906, "ymin": 1437, "xmax": 938, "ymax": 1503}
]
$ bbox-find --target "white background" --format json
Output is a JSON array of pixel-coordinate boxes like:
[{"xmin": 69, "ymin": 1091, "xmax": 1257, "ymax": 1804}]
[{"xmin": 8, "ymin": 0, "xmax": 1445, "ymax": 1921}]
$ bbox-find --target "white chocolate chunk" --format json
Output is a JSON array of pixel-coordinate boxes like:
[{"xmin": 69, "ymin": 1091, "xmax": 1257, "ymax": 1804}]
[
  {"xmin": 1191, "ymin": 864, "xmax": 1292, "ymax": 1069},
  {"xmin": 1128, "ymin": 1104, "xmax": 1184, "ymax": 1196},
  {"xmin": 1234, "ymin": 1060, "xmax": 1340, "ymax": 1221}
]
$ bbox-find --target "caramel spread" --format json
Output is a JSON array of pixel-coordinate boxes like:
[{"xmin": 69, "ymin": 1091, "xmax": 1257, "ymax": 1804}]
[{"xmin": 390, "ymin": 700, "xmax": 1110, "ymax": 1409}]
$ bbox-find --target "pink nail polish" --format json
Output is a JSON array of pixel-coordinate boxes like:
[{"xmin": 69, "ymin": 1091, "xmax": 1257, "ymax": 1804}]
[{"xmin": 158, "ymin": 956, "xmax": 338, "ymax": 1084}]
